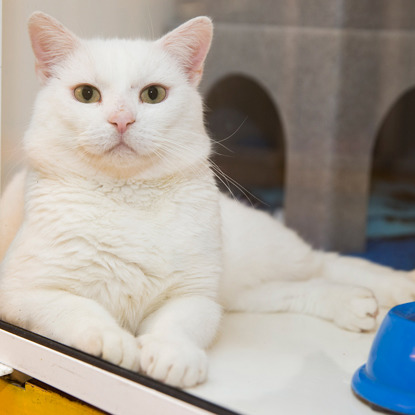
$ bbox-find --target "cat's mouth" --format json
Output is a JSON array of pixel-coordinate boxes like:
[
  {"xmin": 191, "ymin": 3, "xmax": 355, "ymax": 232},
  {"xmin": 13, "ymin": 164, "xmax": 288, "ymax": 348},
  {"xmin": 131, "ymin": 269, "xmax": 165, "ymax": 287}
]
[{"xmin": 106, "ymin": 141, "xmax": 136, "ymax": 154}]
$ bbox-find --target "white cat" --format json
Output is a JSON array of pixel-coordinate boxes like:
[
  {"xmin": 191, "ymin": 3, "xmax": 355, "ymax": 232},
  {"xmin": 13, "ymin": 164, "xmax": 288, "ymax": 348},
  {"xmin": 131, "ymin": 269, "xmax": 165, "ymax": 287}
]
[{"xmin": 1, "ymin": 12, "xmax": 415, "ymax": 389}]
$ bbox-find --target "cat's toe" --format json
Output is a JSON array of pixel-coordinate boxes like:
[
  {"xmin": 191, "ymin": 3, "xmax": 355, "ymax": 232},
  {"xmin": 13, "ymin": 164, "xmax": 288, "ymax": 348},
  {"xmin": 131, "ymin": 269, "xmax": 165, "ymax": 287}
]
[
  {"xmin": 75, "ymin": 326, "xmax": 140, "ymax": 371},
  {"xmin": 333, "ymin": 287, "xmax": 378, "ymax": 332},
  {"xmin": 137, "ymin": 334, "xmax": 207, "ymax": 388},
  {"xmin": 102, "ymin": 330, "xmax": 141, "ymax": 371}
]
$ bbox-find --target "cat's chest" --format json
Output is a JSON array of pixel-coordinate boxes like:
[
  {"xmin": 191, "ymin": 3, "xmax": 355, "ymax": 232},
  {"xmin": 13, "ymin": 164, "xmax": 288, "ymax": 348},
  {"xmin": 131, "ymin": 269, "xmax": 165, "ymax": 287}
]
[
  {"xmin": 70, "ymin": 187, "xmax": 201, "ymax": 269},
  {"xmin": 92, "ymin": 194, "xmax": 186, "ymax": 273},
  {"xmin": 30, "ymin": 177, "xmax": 220, "ymax": 280},
  {"xmin": 17, "ymin": 175, "xmax": 221, "ymax": 333}
]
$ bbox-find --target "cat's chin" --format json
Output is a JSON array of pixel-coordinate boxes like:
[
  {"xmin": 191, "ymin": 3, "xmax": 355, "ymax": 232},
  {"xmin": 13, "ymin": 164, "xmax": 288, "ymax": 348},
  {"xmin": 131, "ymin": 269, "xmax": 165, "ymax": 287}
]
[
  {"xmin": 81, "ymin": 150, "xmax": 205, "ymax": 182},
  {"xmin": 78, "ymin": 148, "xmax": 165, "ymax": 180}
]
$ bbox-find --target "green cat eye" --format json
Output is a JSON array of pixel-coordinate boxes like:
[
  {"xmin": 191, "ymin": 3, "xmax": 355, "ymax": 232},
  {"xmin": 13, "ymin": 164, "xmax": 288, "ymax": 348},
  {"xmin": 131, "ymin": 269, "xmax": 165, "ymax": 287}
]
[
  {"xmin": 74, "ymin": 85, "xmax": 101, "ymax": 103},
  {"xmin": 140, "ymin": 85, "xmax": 167, "ymax": 104}
]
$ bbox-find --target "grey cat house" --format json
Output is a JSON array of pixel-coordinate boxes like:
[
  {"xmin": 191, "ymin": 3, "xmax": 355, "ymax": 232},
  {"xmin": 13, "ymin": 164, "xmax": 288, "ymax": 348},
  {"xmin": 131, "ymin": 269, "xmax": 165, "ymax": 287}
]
[{"xmin": 177, "ymin": 0, "xmax": 415, "ymax": 252}]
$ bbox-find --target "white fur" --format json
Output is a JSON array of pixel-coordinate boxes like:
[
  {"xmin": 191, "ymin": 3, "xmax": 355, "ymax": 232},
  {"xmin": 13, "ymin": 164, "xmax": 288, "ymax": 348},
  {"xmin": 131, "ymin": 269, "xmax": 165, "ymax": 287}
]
[
  {"xmin": 1, "ymin": 13, "xmax": 415, "ymax": 388},
  {"xmin": 0, "ymin": 170, "xmax": 26, "ymax": 262}
]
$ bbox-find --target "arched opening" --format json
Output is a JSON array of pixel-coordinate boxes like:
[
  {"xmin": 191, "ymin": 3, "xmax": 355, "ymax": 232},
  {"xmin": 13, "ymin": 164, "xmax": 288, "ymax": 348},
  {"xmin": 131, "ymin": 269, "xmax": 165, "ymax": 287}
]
[
  {"xmin": 367, "ymin": 88, "xmax": 415, "ymax": 268},
  {"xmin": 205, "ymin": 74, "xmax": 285, "ymax": 212}
]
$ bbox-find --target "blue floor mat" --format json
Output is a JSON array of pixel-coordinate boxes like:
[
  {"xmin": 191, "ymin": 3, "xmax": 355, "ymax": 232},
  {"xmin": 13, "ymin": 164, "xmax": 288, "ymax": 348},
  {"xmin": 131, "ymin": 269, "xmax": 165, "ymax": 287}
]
[
  {"xmin": 248, "ymin": 181, "xmax": 415, "ymax": 271},
  {"xmin": 356, "ymin": 180, "xmax": 415, "ymax": 270},
  {"xmin": 367, "ymin": 181, "xmax": 415, "ymax": 239},
  {"xmin": 350, "ymin": 237, "xmax": 415, "ymax": 271}
]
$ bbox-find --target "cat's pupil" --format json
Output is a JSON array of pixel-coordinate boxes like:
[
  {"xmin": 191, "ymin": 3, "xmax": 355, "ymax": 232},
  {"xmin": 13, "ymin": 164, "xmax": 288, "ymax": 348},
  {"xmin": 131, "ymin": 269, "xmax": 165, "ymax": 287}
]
[
  {"xmin": 148, "ymin": 86, "xmax": 158, "ymax": 100},
  {"xmin": 82, "ymin": 86, "xmax": 93, "ymax": 101}
]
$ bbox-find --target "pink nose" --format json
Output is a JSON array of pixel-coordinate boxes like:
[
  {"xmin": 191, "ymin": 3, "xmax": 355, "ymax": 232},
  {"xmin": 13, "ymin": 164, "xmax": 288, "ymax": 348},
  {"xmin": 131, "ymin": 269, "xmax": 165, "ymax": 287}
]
[{"xmin": 108, "ymin": 111, "xmax": 135, "ymax": 134}]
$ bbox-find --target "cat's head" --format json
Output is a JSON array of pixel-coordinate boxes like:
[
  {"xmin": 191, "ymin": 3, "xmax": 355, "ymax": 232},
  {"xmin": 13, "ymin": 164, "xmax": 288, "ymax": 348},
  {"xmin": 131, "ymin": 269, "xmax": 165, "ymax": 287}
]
[{"xmin": 24, "ymin": 12, "xmax": 213, "ymax": 180}]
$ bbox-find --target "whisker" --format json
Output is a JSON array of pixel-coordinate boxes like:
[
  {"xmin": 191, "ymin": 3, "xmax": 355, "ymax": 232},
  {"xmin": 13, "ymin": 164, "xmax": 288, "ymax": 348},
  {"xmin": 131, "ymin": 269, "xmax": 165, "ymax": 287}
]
[
  {"xmin": 148, "ymin": 139, "xmax": 204, "ymax": 179},
  {"xmin": 154, "ymin": 124, "xmax": 238, "ymax": 155},
  {"xmin": 144, "ymin": 0, "xmax": 155, "ymax": 39},
  {"xmin": 211, "ymin": 140, "xmax": 234, "ymax": 155},
  {"xmin": 209, "ymin": 159, "xmax": 268, "ymax": 208},
  {"xmin": 209, "ymin": 165, "xmax": 239, "ymax": 201},
  {"xmin": 144, "ymin": 128, "xmax": 232, "ymax": 158},
  {"xmin": 142, "ymin": 128, "xmax": 267, "ymax": 208},
  {"xmin": 212, "ymin": 117, "xmax": 248, "ymax": 145}
]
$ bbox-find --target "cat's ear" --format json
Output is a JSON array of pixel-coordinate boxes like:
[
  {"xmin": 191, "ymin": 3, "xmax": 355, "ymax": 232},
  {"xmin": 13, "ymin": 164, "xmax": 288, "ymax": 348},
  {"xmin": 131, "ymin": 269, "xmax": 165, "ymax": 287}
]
[
  {"xmin": 159, "ymin": 17, "xmax": 213, "ymax": 86},
  {"xmin": 28, "ymin": 12, "xmax": 80, "ymax": 84}
]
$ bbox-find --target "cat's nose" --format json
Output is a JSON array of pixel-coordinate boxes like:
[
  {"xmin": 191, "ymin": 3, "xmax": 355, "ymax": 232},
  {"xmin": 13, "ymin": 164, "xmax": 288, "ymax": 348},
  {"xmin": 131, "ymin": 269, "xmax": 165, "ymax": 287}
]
[{"xmin": 108, "ymin": 110, "xmax": 136, "ymax": 134}]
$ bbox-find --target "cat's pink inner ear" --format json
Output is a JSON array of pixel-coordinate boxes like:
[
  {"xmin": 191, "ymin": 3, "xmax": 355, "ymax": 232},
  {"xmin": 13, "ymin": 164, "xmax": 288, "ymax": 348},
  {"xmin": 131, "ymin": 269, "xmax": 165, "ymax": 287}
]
[
  {"xmin": 160, "ymin": 17, "xmax": 213, "ymax": 86},
  {"xmin": 28, "ymin": 12, "xmax": 79, "ymax": 84}
]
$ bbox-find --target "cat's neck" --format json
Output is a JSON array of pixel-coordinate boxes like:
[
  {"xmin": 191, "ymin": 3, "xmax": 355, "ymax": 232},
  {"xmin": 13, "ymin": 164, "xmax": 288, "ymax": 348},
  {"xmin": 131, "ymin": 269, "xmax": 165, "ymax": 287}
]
[
  {"xmin": 24, "ymin": 161, "xmax": 217, "ymax": 216},
  {"xmin": 27, "ymin": 159, "xmax": 214, "ymax": 195}
]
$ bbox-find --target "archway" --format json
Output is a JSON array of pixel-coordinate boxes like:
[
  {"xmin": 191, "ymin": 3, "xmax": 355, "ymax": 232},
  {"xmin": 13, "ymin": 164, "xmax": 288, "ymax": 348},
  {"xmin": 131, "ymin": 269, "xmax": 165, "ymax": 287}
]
[
  {"xmin": 205, "ymin": 74, "xmax": 285, "ymax": 212},
  {"xmin": 367, "ymin": 87, "xmax": 415, "ymax": 267}
]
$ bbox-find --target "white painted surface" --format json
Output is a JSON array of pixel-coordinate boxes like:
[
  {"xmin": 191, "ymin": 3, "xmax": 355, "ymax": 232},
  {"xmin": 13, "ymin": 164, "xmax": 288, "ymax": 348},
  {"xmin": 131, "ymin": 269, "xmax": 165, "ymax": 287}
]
[
  {"xmin": 0, "ymin": 362, "xmax": 13, "ymax": 377},
  {"xmin": 0, "ymin": 310, "xmax": 385, "ymax": 414},
  {"xmin": 0, "ymin": 328, "xmax": 212, "ymax": 415},
  {"xmin": 190, "ymin": 312, "xmax": 382, "ymax": 415}
]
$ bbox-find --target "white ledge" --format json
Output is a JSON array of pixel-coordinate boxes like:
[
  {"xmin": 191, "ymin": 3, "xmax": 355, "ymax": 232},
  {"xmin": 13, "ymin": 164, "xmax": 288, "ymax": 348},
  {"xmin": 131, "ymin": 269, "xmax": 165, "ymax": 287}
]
[{"xmin": 0, "ymin": 324, "xmax": 231, "ymax": 415}]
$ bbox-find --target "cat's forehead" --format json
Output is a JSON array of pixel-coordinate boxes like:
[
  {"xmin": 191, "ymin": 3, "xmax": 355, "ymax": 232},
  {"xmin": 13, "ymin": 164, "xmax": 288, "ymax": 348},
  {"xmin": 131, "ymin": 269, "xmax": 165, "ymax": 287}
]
[{"xmin": 69, "ymin": 38, "xmax": 177, "ymax": 88}]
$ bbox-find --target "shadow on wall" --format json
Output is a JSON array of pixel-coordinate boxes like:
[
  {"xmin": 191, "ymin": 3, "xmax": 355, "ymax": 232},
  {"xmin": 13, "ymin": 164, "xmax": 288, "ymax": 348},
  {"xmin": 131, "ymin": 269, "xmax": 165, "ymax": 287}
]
[
  {"xmin": 205, "ymin": 74, "xmax": 285, "ymax": 211},
  {"xmin": 368, "ymin": 88, "xmax": 415, "ymax": 240}
]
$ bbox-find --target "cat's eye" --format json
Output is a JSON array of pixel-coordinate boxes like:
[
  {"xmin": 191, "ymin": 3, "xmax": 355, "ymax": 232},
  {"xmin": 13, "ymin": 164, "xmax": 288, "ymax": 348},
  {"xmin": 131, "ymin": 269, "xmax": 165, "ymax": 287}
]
[
  {"xmin": 140, "ymin": 85, "xmax": 167, "ymax": 104},
  {"xmin": 74, "ymin": 85, "xmax": 101, "ymax": 103}
]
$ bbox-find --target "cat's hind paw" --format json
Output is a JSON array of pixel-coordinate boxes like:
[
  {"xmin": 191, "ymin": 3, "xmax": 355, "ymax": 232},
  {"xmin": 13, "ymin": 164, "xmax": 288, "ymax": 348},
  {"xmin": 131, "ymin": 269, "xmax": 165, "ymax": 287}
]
[
  {"xmin": 333, "ymin": 287, "xmax": 378, "ymax": 332},
  {"xmin": 137, "ymin": 334, "xmax": 208, "ymax": 388},
  {"xmin": 75, "ymin": 326, "xmax": 140, "ymax": 371},
  {"xmin": 372, "ymin": 275, "xmax": 415, "ymax": 308}
]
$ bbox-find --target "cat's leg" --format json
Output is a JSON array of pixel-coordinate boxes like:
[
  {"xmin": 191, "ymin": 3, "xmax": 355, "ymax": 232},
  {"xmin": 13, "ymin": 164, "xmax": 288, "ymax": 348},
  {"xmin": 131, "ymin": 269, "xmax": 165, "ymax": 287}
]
[
  {"xmin": 318, "ymin": 252, "xmax": 415, "ymax": 307},
  {"xmin": 137, "ymin": 295, "xmax": 221, "ymax": 388},
  {"xmin": 219, "ymin": 194, "xmax": 415, "ymax": 329},
  {"xmin": 220, "ymin": 195, "xmax": 327, "ymax": 285},
  {"xmin": 220, "ymin": 196, "xmax": 379, "ymax": 331},
  {"xmin": 0, "ymin": 170, "xmax": 26, "ymax": 261},
  {"xmin": 222, "ymin": 278, "xmax": 378, "ymax": 332},
  {"xmin": 0, "ymin": 288, "xmax": 140, "ymax": 370}
]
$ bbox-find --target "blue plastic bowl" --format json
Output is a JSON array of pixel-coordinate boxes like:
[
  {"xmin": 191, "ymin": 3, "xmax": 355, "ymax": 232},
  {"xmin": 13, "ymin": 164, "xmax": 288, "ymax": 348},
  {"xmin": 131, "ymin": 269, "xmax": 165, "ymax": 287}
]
[{"xmin": 352, "ymin": 302, "xmax": 415, "ymax": 414}]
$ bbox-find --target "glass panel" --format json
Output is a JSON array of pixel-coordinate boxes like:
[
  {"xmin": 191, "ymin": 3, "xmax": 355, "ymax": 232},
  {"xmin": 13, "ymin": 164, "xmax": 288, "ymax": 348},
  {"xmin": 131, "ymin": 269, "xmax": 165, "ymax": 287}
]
[{"xmin": 2, "ymin": 2, "xmax": 415, "ymax": 415}]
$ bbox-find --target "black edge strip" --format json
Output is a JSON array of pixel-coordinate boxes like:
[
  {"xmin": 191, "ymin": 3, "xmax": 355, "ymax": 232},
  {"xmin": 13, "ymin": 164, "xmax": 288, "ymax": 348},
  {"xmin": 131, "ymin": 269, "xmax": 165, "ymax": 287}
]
[{"xmin": 0, "ymin": 319, "xmax": 239, "ymax": 415}]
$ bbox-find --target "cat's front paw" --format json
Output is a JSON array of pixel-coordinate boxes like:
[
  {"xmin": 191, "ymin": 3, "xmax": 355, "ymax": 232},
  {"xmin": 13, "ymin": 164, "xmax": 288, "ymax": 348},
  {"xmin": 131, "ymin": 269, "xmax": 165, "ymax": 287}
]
[
  {"xmin": 333, "ymin": 287, "xmax": 378, "ymax": 332},
  {"xmin": 74, "ymin": 326, "xmax": 140, "ymax": 371},
  {"xmin": 137, "ymin": 334, "xmax": 208, "ymax": 388}
]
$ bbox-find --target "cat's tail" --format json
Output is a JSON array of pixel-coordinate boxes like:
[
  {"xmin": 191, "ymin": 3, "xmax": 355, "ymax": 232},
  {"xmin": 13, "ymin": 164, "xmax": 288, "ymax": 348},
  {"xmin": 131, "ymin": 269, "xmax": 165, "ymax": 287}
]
[{"xmin": 0, "ymin": 170, "xmax": 26, "ymax": 262}]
